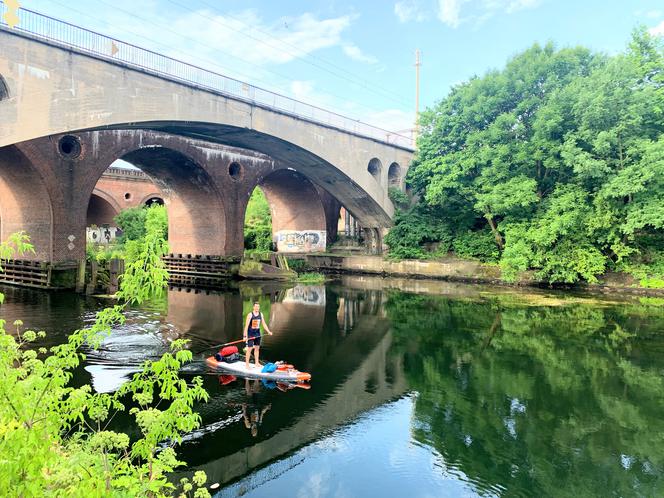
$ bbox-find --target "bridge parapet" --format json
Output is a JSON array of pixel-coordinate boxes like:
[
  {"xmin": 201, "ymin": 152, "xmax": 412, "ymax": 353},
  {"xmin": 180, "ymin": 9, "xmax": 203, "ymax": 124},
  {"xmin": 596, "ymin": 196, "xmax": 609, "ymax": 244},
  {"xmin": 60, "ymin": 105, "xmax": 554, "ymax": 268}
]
[{"xmin": 0, "ymin": 5, "xmax": 414, "ymax": 150}]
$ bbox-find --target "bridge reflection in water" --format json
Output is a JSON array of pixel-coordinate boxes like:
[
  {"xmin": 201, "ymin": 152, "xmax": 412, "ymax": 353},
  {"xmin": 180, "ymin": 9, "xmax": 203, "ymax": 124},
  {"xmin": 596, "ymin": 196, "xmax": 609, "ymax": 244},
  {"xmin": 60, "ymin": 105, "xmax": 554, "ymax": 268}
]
[{"xmin": 164, "ymin": 283, "xmax": 407, "ymax": 487}]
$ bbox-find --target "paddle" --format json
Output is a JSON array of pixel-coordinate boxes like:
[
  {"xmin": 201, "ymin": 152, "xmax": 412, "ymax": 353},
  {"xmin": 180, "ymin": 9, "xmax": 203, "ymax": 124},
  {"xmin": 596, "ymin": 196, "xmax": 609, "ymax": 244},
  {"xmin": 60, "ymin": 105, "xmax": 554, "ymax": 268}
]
[{"xmin": 197, "ymin": 337, "xmax": 248, "ymax": 354}]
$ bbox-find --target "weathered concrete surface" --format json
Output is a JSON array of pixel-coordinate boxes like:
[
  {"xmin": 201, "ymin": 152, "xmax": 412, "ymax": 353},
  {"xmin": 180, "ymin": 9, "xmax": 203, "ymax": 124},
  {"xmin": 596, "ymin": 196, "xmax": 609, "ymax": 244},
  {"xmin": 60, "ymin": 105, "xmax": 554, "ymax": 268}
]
[
  {"xmin": 0, "ymin": 28, "xmax": 413, "ymax": 226},
  {"xmin": 303, "ymin": 255, "xmax": 503, "ymax": 282}
]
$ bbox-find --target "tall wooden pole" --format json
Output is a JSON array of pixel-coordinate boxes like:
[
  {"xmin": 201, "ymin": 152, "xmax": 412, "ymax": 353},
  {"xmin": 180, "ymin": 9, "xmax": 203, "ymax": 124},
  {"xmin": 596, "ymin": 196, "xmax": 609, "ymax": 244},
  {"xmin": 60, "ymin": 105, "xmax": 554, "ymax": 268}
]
[{"xmin": 414, "ymin": 49, "xmax": 421, "ymax": 141}]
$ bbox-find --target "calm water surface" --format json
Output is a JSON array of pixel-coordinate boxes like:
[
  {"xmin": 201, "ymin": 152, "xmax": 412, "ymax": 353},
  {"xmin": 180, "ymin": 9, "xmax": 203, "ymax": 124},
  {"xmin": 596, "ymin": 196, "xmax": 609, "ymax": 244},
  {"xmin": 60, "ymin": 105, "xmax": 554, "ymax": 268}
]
[{"xmin": 2, "ymin": 277, "xmax": 664, "ymax": 497}]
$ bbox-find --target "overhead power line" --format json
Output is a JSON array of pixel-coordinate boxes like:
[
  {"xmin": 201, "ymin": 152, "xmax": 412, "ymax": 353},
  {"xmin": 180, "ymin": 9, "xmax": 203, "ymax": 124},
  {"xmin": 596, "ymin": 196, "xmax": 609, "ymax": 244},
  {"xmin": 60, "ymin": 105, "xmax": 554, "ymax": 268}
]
[
  {"xmin": 44, "ymin": 0, "xmax": 404, "ymax": 121},
  {"xmin": 167, "ymin": 0, "xmax": 413, "ymax": 108}
]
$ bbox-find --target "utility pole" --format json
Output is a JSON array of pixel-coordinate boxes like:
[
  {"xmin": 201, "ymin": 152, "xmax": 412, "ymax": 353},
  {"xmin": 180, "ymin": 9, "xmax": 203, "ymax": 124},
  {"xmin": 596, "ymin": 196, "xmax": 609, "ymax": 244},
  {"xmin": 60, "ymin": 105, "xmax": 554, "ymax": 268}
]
[{"xmin": 414, "ymin": 49, "xmax": 421, "ymax": 141}]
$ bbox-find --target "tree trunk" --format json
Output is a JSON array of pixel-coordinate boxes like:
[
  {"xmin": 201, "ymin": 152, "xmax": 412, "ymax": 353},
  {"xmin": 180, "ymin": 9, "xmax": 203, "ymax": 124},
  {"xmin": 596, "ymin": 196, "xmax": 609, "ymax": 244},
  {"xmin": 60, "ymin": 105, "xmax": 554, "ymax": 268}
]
[{"xmin": 485, "ymin": 214, "xmax": 504, "ymax": 250}]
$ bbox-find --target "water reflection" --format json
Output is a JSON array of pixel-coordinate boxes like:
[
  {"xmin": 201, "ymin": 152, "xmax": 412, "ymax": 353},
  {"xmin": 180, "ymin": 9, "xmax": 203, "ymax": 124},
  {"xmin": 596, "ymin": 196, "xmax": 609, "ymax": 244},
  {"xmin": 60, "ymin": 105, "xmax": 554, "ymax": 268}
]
[
  {"xmin": 176, "ymin": 283, "xmax": 405, "ymax": 487},
  {"xmin": 386, "ymin": 290, "xmax": 664, "ymax": 498},
  {"xmin": 241, "ymin": 379, "xmax": 272, "ymax": 438}
]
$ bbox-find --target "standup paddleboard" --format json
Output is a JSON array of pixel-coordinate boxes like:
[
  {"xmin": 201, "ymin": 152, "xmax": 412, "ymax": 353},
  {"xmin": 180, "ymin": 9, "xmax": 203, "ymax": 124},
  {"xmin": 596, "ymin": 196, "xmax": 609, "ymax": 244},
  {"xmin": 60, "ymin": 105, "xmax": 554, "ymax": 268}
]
[{"xmin": 206, "ymin": 356, "xmax": 311, "ymax": 383}]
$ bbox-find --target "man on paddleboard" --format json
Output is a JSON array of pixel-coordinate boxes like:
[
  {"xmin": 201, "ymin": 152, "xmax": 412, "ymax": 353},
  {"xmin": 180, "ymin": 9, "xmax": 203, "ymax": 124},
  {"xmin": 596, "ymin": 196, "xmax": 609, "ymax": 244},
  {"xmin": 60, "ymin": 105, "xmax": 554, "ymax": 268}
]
[{"xmin": 244, "ymin": 302, "xmax": 273, "ymax": 369}]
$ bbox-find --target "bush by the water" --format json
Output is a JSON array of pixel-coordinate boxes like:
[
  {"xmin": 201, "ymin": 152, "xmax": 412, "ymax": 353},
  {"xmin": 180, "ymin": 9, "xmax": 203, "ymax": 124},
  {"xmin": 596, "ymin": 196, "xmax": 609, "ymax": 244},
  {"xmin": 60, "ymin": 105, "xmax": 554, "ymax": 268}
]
[{"xmin": 389, "ymin": 29, "xmax": 664, "ymax": 284}]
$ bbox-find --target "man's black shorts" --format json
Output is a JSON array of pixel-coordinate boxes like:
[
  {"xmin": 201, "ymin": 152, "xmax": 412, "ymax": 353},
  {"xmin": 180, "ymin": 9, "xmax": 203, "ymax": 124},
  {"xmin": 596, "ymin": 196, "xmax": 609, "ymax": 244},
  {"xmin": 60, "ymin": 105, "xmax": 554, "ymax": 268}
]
[{"xmin": 247, "ymin": 336, "xmax": 261, "ymax": 348}]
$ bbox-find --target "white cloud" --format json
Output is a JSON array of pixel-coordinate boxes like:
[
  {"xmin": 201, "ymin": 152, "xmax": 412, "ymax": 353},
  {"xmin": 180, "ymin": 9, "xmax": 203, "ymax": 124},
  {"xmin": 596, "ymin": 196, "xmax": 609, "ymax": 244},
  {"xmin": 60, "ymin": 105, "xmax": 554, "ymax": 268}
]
[
  {"xmin": 437, "ymin": 0, "xmax": 462, "ymax": 28},
  {"xmin": 171, "ymin": 10, "xmax": 354, "ymax": 66},
  {"xmin": 434, "ymin": 0, "xmax": 540, "ymax": 28},
  {"xmin": 342, "ymin": 44, "xmax": 378, "ymax": 64},
  {"xmin": 289, "ymin": 80, "xmax": 319, "ymax": 102},
  {"xmin": 649, "ymin": 20, "xmax": 664, "ymax": 36},
  {"xmin": 394, "ymin": 1, "xmax": 427, "ymax": 23},
  {"xmin": 283, "ymin": 80, "xmax": 414, "ymax": 136},
  {"xmin": 636, "ymin": 9, "xmax": 663, "ymax": 19}
]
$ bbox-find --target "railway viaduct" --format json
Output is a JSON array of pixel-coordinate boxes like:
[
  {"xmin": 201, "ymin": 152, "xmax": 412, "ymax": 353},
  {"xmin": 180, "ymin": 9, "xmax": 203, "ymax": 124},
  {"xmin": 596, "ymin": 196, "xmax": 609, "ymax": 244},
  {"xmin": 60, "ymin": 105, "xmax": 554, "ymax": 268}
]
[{"xmin": 0, "ymin": 9, "xmax": 414, "ymax": 285}]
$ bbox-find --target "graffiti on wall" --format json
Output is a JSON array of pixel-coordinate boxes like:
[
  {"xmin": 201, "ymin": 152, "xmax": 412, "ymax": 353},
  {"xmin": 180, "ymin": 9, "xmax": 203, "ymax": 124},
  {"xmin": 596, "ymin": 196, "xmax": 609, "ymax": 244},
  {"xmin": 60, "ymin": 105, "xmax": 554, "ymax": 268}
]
[
  {"xmin": 87, "ymin": 226, "xmax": 120, "ymax": 245},
  {"xmin": 275, "ymin": 230, "xmax": 326, "ymax": 253}
]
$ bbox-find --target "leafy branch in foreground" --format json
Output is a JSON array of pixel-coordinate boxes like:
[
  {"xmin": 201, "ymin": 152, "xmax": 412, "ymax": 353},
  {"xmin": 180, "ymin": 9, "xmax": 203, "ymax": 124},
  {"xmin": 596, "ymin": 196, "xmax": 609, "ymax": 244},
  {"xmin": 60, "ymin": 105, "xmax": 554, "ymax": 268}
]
[{"xmin": 0, "ymin": 206, "xmax": 211, "ymax": 497}]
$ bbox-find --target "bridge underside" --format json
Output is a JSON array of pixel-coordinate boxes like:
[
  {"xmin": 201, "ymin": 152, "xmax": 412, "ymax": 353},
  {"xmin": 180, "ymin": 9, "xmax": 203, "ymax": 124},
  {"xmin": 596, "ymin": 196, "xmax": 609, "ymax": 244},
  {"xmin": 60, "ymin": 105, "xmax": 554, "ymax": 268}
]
[{"xmin": 0, "ymin": 129, "xmax": 373, "ymax": 288}]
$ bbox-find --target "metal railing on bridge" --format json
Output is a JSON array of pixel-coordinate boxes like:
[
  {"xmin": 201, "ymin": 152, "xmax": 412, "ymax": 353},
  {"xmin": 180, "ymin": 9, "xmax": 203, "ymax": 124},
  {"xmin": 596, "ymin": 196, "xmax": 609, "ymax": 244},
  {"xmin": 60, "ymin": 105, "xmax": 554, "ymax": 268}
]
[{"xmin": 0, "ymin": 3, "xmax": 415, "ymax": 150}]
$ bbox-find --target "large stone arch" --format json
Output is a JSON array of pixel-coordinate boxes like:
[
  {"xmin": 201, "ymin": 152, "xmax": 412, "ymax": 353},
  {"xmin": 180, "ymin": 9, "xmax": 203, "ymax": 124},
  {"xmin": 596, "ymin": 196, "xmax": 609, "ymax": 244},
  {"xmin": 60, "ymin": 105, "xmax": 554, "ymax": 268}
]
[
  {"xmin": 0, "ymin": 29, "xmax": 417, "ymax": 224},
  {"xmin": 256, "ymin": 169, "xmax": 328, "ymax": 253},
  {"xmin": 116, "ymin": 147, "xmax": 227, "ymax": 256},
  {"xmin": 0, "ymin": 145, "xmax": 53, "ymax": 260}
]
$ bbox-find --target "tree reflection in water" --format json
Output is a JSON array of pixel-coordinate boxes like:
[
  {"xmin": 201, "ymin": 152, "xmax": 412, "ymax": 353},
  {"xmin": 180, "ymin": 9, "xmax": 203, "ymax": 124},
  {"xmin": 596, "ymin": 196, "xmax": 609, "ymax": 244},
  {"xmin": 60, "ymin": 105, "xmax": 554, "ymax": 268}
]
[{"xmin": 386, "ymin": 292, "xmax": 664, "ymax": 497}]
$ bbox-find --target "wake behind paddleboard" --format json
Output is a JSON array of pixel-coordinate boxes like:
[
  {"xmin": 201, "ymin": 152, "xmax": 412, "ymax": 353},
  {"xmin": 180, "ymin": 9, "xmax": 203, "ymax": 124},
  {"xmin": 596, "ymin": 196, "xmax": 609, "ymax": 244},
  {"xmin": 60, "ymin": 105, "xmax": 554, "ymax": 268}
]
[{"xmin": 206, "ymin": 356, "xmax": 311, "ymax": 383}]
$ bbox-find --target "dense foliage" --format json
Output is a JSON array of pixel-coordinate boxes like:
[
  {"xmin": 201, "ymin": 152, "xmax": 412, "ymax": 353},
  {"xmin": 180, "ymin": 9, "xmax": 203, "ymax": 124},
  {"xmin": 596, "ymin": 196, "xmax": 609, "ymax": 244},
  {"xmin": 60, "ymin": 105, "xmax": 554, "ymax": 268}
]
[
  {"xmin": 0, "ymin": 211, "xmax": 211, "ymax": 496},
  {"xmin": 244, "ymin": 188, "xmax": 273, "ymax": 252},
  {"xmin": 88, "ymin": 204, "xmax": 169, "ymax": 266},
  {"xmin": 115, "ymin": 204, "xmax": 168, "ymax": 244},
  {"xmin": 390, "ymin": 29, "xmax": 664, "ymax": 284}
]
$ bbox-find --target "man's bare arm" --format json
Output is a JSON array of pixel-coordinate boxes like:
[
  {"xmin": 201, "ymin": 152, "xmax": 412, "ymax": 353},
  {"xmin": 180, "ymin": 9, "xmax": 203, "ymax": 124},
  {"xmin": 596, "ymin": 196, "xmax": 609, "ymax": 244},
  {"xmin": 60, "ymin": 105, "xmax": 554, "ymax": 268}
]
[{"xmin": 261, "ymin": 313, "xmax": 273, "ymax": 335}]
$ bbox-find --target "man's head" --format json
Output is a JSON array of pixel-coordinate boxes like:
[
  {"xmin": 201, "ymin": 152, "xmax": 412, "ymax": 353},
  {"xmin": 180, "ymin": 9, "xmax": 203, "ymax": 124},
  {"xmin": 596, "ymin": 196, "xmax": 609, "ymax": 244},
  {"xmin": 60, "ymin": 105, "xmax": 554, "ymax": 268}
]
[{"xmin": 253, "ymin": 302, "xmax": 260, "ymax": 312}]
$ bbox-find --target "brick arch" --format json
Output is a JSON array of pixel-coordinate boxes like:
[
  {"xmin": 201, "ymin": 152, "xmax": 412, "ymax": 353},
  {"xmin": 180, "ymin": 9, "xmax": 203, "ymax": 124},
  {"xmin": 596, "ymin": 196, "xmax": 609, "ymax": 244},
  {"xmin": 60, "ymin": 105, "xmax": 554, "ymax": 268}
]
[
  {"xmin": 91, "ymin": 188, "xmax": 122, "ymax": 215},
  {"xmin": 0, "ymin": 146, "xmax": 53, "ymax": 259},
  {"xmin": 87, "ymin": 191, "xmax": 120, "ymax": 226},
  {"xmin": 254, "ymin": 169, "xmax": 328, "ymax": 252},
  {"xmin": 64, "ymin": 133, "xmax": 229, "ymax": 256},
  {"xmin": 119, "ymin": 148, "xmax": 227, "ymax": 256},
  {"xmin": 139, "ymin": 193, "xmax": 164, "ymax": 206}
]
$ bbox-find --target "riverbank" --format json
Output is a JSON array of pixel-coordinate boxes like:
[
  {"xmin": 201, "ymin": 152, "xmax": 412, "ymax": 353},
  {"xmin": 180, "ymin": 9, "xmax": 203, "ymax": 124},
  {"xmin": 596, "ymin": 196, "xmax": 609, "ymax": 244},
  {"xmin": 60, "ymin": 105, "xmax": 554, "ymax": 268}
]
[{"xmin": 299, "ymin": 254, "xmax": 664, "ymax": 297}]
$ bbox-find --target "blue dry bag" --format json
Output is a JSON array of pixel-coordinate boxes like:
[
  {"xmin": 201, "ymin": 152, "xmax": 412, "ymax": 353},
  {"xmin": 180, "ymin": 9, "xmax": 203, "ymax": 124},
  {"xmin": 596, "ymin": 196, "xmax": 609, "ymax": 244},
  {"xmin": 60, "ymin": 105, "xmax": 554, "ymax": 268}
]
[{"xmin": 261, "ymin": 362, "xmax": 277, "ymax": 373}]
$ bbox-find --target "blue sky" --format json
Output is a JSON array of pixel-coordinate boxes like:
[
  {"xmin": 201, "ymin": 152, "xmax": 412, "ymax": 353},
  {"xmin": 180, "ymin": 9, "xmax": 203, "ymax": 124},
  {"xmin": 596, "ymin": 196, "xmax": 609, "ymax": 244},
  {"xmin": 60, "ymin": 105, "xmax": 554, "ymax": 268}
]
[{"xmin": 16, "ymin": 0, "xmax": 664, "ymax": 136}]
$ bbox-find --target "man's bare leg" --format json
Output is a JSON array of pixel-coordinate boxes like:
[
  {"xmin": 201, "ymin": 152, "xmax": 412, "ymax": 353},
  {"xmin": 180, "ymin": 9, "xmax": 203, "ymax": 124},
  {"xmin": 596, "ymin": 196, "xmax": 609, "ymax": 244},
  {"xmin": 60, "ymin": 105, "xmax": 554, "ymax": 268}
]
[
  {"xmin": 245, "ymin": 346, "xmax": 251, "ymax": 369},
  {"xmin": 255, "ymin": 346, "xmax": 260, "ymax": 368}
]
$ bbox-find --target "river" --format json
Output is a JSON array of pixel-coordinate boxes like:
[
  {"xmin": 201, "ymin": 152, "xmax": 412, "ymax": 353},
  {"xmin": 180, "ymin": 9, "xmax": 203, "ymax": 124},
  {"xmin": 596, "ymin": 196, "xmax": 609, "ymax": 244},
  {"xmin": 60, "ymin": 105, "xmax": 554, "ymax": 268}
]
[{"xmin": 1, "ymin": 276, "xmax": 663, "ymax": 497}]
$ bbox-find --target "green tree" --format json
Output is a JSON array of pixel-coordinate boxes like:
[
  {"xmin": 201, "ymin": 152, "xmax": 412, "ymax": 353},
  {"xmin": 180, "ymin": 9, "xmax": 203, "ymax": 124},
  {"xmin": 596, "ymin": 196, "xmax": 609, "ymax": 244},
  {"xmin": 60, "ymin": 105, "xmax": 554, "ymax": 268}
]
[
  {"xmin": 392, "ymin": 30, "xmax": 664, "ymax": 284},
  {"xmin": 115, "ymin": 204, "xmax": 168, "ymax": 244},
  {"xmin": 244, "ymin": 188, "xmax": 273, "ymax": 252}
]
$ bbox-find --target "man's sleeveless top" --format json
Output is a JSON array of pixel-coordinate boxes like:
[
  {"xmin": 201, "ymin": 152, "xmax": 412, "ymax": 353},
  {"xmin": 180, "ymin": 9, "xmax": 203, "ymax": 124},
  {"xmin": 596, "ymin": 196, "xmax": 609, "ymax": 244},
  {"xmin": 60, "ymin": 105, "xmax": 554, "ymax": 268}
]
[{"xmin": 247, "ymin": 312, "xmax": 262, "ymax": 337}]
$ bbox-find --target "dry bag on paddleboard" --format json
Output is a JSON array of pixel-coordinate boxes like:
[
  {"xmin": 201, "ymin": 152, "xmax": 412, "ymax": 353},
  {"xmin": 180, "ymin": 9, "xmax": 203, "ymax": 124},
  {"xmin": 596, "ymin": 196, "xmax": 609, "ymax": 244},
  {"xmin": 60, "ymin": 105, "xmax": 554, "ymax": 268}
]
[
  {"xmin": 261, "ymin": 362, "xmax": 277, "ymax": 373},
  {"xmin": 216, "ymin": 345, "xmax": 240, "ymax": 362}
]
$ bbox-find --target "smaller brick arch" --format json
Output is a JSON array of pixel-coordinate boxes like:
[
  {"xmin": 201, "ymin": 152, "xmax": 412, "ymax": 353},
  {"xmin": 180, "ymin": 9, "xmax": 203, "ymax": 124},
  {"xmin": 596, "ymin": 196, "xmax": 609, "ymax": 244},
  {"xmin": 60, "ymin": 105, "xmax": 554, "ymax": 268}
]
[
  {"xmin": 87, "ymin": 191, "xmax": 120, "ymax": 226},
  {"xmin": 91, "ymin": 188, "xmax": 122, "ymax": 215},
  {"xmin": 367, "ymin": 158, "xmax": 382, "ymax": 181},
  {"xmin": 388, "ymin": 162, "xmax": 401, "ymax": 189},
  {"xmin": 0, "ymin": 76, "xmax": 9, "ymax": 101},
  {"xmin": 0, "ymin": 146, "xmax": 53, "ymax": 260},
  {"xmin": 139, "ymin": 193, "xmax": 165, "ymax": 206}
]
